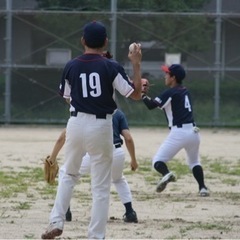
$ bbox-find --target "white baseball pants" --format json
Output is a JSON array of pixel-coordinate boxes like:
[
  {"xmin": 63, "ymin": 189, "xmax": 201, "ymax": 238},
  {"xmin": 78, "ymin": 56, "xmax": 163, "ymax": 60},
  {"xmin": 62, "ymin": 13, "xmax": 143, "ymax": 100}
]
[
  {"xmin": 152, "ymin": 124, "xmax": 201, "ymax": 170},
  {"xmin": 50, "ymin": 112, "xmax": 113, "ymax": 239},
  {"xmin": 80, "ymin": 147, "xmax": 132, "ymax": 204}
]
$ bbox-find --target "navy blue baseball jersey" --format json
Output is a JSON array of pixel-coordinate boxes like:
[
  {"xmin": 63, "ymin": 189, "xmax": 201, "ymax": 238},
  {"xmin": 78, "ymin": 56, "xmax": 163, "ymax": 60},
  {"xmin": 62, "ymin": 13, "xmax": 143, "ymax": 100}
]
[
  {"xmin": 143, "ymin": 85, "xmax": 195, "ymax": 127},
  {"xmin": 59, "ymin": 54, "xmax": 134, "ymax": 115},
  {"xmin": 112, "ymin": 109, "xmax": 129, "ymax": 145}
]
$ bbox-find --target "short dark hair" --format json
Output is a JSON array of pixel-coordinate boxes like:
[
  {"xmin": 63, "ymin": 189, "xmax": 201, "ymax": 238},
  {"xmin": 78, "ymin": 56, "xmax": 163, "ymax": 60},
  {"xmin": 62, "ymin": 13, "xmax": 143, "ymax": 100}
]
[{"xmin": 169, "ymin": 72, "xmax": 182, "ymax": 84}]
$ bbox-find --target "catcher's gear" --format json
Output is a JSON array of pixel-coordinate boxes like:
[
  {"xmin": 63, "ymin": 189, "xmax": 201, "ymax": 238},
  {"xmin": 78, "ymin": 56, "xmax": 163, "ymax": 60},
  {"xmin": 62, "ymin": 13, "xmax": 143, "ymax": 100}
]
[
  {"xmin": 44, "ymin": 155, "xmax": 59, "ymax": 184},
  {"xmin": 141, "ymin": 78, "xmax": 150, "ymax": 94}
]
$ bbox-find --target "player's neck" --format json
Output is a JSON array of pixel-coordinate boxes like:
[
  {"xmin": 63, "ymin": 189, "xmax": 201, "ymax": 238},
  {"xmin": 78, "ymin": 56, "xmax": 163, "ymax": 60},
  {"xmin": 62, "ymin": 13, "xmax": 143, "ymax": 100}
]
[
  {"xmin": 84, "ymin": 47, "xmax": 105, "ymax": 55},
  {"xmin": 168, "ymin": 81, "xmax": 178, "ymax": 88}
]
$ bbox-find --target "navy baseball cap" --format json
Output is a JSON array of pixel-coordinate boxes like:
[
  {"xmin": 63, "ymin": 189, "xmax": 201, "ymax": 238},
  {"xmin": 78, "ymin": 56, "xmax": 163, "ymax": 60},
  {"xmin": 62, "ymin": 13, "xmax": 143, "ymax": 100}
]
[
  {"xmin": 161, "ymin": 64, "xmax": 186, "ymax": 81},
  {"xmin": 83, "ymin": 21, "xmax": 107, "ymax": 48}
]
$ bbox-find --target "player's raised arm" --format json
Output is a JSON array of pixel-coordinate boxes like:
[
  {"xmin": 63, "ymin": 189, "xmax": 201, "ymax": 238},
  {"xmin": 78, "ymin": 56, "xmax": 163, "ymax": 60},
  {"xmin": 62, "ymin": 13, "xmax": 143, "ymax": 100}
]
[{"xmin": 128, "ymin": 43, "xmax": 142, "ymax": 100}]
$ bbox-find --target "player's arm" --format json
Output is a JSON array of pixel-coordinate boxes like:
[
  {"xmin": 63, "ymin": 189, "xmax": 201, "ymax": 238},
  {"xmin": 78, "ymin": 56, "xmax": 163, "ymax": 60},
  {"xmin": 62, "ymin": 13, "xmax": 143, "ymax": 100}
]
[
  {"xmin": 121, "ymin": 129, "xmax": 138, "ymax": 171},
  {"xmin": 142, "ymin": 95, "xmax": 159, "ymax": 110},
  {"xmin": 48, "ymin": 98, "xmax": 68, "ymax": 162},
  {"xmin": 48, "ymin": 129, "xmax": 66, "ymax": 162},
  {"xmin": 140, "ymin": 78, "xmax": 158, "ymax": 110},
  {"xmin": 128, "ymin": 44, "xmax": 142, "ymax": 100}
]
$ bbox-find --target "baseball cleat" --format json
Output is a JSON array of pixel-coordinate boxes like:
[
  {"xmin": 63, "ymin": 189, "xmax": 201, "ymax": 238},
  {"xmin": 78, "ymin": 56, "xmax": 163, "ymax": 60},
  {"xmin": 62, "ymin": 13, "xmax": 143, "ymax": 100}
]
[
  {"xmin": 156, "ymin": 172, "xmax": 176, "ymax": 193},
  {"xmin": 123, "ymin": 210, "xmax": 138, "ymax": 223},
  {"xmin": 41, "ymin": 221, "xmax": 63, "ymax": 239},
  {"xmin": 199, "ymin": 187, "xmax": 210, "ymax": 197}
]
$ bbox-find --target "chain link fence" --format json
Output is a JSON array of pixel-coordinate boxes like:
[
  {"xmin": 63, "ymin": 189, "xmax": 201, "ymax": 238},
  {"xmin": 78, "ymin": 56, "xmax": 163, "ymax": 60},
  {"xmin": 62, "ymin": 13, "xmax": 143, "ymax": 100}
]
[{"xmin": 0, "ymin": 0, "xmax": 240, "ymax": 126}]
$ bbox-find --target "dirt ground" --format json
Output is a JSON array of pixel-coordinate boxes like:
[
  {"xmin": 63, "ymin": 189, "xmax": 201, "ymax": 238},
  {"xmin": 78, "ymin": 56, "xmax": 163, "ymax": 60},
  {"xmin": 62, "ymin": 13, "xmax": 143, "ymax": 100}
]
[{"xmin": 0, "ymin": 125, "xmax": 240, "ymax": 239}]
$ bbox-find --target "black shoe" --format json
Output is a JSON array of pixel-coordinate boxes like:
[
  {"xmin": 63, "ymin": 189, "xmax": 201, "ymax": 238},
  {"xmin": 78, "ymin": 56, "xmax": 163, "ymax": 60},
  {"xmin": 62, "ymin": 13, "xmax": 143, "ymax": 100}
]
[
  {"xmin": 123, "ymin": 210, "xmax": 138, "ymax": 223},
  {"xmin": 65, "ymin": 207, "xmax": 72, "ymax": 222}
]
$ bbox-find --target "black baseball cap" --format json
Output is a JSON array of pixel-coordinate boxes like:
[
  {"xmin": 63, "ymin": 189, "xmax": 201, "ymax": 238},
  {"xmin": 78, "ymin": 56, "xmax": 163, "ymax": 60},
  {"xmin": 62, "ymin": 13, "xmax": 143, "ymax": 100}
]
[
  {"xmin": 83, "ymin": 21, "xmax": 107, "ymax": 48},
  {"xmin": 161, "ymin": 64, "xmax": 186, "ymax": 81}
]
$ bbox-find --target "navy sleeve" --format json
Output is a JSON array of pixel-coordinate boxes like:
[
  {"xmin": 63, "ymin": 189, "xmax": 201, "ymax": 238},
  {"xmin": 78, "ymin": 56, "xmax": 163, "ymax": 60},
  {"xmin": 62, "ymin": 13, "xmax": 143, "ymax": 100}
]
[{"xmin": 142, "ymin": 95, "xmax": 159, "ymax": 110}]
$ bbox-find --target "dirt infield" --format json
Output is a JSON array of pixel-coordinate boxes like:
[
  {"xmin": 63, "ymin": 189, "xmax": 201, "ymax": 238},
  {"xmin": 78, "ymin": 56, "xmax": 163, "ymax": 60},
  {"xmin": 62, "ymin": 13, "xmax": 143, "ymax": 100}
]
[{"xmin": 0, "ymin": 125, "xmax": 240, "ymax": 239}]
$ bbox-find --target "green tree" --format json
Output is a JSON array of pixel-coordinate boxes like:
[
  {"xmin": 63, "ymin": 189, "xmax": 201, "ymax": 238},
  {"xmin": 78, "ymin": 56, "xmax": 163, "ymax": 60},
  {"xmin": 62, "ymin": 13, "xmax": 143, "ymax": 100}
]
[
  {"xmin": 36, "ymin": 0, "xmax": 210, "ymax": 12},
  {"xmin": 35, "ymin": 0, "xmax": 213, "ymax": 61}
]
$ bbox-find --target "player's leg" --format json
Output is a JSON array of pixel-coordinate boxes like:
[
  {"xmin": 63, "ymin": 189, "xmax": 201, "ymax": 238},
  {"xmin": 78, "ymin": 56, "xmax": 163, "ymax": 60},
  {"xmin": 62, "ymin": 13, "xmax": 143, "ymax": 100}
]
[
  {"xmin": 42, "ymin": 117, "xmax": 86, "ymax": 239},
  {"xmin": 185, "ymin": 131, "xmax": 209, "ymax": 196},
  {"xmin": 111, "ymin": 147, "xmax": 138, "ymax": 223},
  {"xmin": 79, "ymin": 153, "xmax": 91, "ymax": 175},
  {"xmin": 50, "ymin": 121, "xmax": 85, "ymax": 221},
  {"xmin": 65, "ymin": 153, "xmax": 91, "ymax": 222},
  {"xmin": 152, "ymin": 130, "xmax": 183, "ymax": 192},
  {"xmin": 86, "ymin": 115, "xmax": 113, "ymax": 239}
]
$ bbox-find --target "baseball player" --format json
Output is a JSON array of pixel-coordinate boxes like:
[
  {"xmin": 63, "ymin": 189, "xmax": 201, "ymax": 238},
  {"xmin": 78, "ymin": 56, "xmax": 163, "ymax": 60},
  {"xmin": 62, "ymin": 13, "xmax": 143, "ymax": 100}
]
[
  {"xmin": 41, "ymin": 21, "xmax": 142, "ymax": 239},
  {"xmin": 141, "ymin": 64, "xmax": 209, "ymax": 197},
  {"xmin": 45, "ymin": 109, "xmax": 139, "ymax": 223}
]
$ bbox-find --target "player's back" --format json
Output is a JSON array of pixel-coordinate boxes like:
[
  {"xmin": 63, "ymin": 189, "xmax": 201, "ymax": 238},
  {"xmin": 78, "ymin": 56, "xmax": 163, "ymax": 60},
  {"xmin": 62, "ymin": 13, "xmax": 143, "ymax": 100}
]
[
  {"xmin": 163, "ymin": 86, "xmax": 195, "ymax": 126},
  {"xmin": 63, "ymin": 54, "xmax": 121, "ymax": 115}
]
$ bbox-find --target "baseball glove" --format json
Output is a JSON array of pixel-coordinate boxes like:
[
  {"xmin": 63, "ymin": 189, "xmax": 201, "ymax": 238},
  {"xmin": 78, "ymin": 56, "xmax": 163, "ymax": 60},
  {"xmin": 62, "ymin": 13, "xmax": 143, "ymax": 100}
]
[{"xmin": 43, "ymin": 155, "xmax": 59, "ymax": 184}]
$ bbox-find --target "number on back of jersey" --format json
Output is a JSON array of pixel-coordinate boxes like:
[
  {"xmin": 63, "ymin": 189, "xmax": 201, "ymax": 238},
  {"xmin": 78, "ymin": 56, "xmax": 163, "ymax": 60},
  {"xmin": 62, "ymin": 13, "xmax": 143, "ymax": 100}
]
[
  {"xmin": 184, "ymin": 95, "xmax": 192, "ymax": 112},
  {"xmin": 80, "ymin": 73, "xmax": 101, "ymax": 98}
]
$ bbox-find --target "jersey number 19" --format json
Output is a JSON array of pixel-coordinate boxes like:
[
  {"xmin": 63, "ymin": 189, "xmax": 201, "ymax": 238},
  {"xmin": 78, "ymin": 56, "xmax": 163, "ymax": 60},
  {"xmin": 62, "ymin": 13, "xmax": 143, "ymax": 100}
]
[{"xmin": 80, "ymin": 73, "xmax": 102, "ymax": 98}]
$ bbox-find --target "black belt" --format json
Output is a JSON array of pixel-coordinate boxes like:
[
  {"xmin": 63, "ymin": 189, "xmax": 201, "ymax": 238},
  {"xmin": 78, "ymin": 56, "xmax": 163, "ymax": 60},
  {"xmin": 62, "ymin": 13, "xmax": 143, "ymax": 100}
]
[
  {"xmin": 169, "ymin": 122, "xmax": 196, "ymax": 129},
  {"xmin": 176, "ymin": 123, "xmax": 195, "ymax": 128},
  {"xmin": 70, "ymin": 111, "xmax": 107, "ymax": 119},
  {"xmin": 114, "ymin": 143, "xmax": 122, "ymax": 149}
]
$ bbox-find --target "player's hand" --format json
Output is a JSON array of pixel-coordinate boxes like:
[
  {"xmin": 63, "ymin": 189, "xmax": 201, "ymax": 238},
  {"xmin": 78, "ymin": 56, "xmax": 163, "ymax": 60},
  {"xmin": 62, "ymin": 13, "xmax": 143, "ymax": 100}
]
[
  {"xmin": 128, "ymin": 43, "xmax": 142, "ymax": 65},
  {"xmin": 130, "ymin": 159, "xmax": 138, "ymax": 171}
]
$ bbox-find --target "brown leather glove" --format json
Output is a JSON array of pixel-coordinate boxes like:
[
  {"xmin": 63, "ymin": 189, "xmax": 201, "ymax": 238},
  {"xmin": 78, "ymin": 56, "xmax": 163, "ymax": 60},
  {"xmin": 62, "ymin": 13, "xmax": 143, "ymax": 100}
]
[{"xmin": 43, "ymin": 155, "xmax": 59, "ymax": 185}]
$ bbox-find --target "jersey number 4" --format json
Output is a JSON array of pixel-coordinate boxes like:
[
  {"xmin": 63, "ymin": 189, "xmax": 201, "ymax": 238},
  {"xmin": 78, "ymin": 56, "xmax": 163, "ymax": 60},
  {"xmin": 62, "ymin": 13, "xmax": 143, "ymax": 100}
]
[
  {"xmin": 80, "ymin": 73, "xmax": 102, "ymax": 98},
  {"xmin": 184, "ymin": 95, "xmax": 192, "ymax": 112}
]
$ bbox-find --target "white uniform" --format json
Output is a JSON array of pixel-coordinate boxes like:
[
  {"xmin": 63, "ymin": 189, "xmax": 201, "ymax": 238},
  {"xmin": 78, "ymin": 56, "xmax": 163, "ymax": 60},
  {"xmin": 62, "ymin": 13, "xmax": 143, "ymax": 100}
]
[
  {"xmin": 51, "ymin": 112, "xmax": 113, "ymax": 238},
  {"xmin": 143, "ymin": 84, "xmax": 201, "ymax": 170},
  {"xmin": 58, "ymin": 147, "xmax": 132, "ymax": 207},
  {"xmin": 152, "ymin": 123, "xmax": 200, "ymax": 170},
  {"xmin": 79, "ymin": 147, "xmax": 132, "ymax": 205},
  {"xmin": 52, "ymin": 52, "xmax": 135, "ymax": 239},
  {"xmin": 59, "ymin": 110, "xmax": 133, "ymax": 213},
  {"xmin": 142, "ymin": 64, "xmax": 208, "ymax": 196}
]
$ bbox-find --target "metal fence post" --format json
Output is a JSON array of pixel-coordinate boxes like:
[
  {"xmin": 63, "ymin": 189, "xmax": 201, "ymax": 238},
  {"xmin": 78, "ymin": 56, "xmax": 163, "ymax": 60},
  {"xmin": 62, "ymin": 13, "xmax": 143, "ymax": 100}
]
[
  {"xmin": 4, "ymin": 0, "xmax": 12, "ymax": 124},
  {"xmin": 110, "ymin": 0, "xmax": 117, "ymax": 59},
  {"xmin": 213, "ymin": 0, "xmax": 222, "ymax": 126}
]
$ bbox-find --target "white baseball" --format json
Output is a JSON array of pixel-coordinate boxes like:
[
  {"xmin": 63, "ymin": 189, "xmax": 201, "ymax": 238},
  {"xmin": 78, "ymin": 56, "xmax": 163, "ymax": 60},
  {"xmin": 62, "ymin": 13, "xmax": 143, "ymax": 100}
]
[
  {"xmin": 129, "ymin": 43, "xmax": 141, "ymax": 52},
  {"xmin": 129, "ymin": 43, "xmax": 136, "ymax": 52}
]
